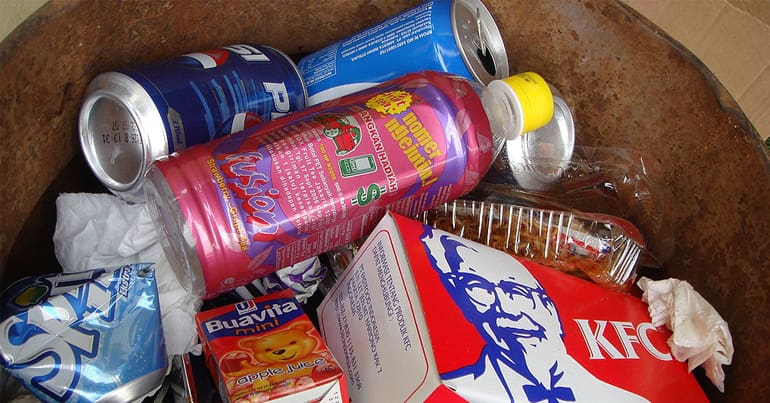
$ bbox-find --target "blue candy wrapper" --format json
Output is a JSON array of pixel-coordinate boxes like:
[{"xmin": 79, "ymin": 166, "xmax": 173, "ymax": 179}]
[{"xmin": 0, "ymin": 263, "xmax": 168, "ymax": 402}]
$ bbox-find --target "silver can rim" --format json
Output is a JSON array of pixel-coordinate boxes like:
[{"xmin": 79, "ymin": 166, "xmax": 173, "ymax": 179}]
[
  {"xmin": 78, "ymin": 71, "xmax": 168, "ymax": 202},
  {"xmin": 451, "ymin": 0, "xmax": 510, "ymax": 84}
]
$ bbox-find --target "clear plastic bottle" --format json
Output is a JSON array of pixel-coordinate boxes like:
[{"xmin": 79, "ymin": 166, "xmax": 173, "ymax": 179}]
[{"xmin": 145, "ymin": 70, "xmax": 554, "ymax": 298}]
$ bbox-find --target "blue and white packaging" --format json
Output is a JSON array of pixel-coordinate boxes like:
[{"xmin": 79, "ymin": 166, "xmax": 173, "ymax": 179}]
[
  {"xmin": 298, "ymin": 0, "xmax": 509, "ymax": 105},
  {"xmin": 0, "ymin": 264, "xmax": 168, "ymax": 402}
]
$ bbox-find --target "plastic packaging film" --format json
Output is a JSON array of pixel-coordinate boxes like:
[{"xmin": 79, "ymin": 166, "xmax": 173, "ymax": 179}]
[
  {"xmin": 474, "ymin": 145, "xmax": 674, "ymax": 265},
  {"xmin": 417, "ymin": 198, "xmax": 648, "ymax": 291}
]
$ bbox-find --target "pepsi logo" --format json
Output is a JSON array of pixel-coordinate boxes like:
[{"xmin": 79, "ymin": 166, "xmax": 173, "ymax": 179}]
[{"xmin": 178, "ymin": 48, "xmax": 230, "ymax": 69}]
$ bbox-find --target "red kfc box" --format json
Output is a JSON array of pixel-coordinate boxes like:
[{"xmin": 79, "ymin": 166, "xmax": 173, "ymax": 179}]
[
  {"xmin": 317, "ymin": 212, "xmax": 708, "ymax": 402},
  {"xmin": 196, "ymin": 289, "xmax": 348, "ymax": 403}
]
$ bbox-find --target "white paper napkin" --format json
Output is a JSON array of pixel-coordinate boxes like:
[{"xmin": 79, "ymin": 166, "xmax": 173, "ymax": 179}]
[
  {"xmin": 53, "ymin": 192, "xmax": 202, "ymax": 358},
  {"xmin": 637, "ymin": 277, "xmax": 734, "ymax": 392}
]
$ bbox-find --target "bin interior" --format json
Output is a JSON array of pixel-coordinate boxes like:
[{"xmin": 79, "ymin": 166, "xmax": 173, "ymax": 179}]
[{"xmin": 1, "ymin": 0, "xmax": 769, "ymax": 401}]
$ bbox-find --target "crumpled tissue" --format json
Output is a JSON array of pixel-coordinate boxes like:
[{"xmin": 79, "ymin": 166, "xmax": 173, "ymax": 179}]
[
  {"xmin": 637, "ymin": 277, "xmax": 734, "ymax": 392},
  {"xmin": 53, "ymin": 192, "xmax": 202, "ymax": 358}
]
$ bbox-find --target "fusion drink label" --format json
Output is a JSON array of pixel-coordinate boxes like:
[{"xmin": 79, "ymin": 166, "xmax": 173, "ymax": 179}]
[{"xmin": 146, "ymin": 71, "xmax": 494, "ymax": 298}]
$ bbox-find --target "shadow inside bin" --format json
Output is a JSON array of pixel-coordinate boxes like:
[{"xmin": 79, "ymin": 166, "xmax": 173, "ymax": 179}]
[{"xmin": 2, "ymin": 155, "xmax": 107, "ymax": 290}]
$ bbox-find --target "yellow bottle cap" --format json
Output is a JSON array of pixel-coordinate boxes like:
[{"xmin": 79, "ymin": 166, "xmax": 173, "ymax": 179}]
[{"xmin": 502, "ymin": 72, "xmax": 554, "ymax": 134}]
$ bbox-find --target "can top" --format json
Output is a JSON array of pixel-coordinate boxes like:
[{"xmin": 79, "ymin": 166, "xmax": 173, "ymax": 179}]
[
  {"xmin": 79, "ymin": 72, "xmax": 169, "ymax": 202},
  {"xmin": 504, "ymin": 86, "xmax": 575, "ymax": 191},
  {"xmin": 452, "ymin": 0, "xmax": 510, "ymax": 84}
]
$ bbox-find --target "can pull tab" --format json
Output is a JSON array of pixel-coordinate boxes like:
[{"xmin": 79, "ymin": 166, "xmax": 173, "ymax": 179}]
[{"xmin": 474, "ymin": 8, "xmax": 497, "ymax": 76}]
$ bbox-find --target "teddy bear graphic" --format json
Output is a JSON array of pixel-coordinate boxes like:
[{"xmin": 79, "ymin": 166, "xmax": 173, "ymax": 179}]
[{"xmin": 221, "ymin": 321, "xmax": 340, "ymax": 401}]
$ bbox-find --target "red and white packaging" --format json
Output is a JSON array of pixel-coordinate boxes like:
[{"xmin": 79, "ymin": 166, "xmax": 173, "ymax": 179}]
[
  {"xmin": 196, "ymin": 289, "xmax": 348, "ymax": 403},
  {"xmin": 317, "ymin": 212, "xmax": 708, "ymax": 402}
]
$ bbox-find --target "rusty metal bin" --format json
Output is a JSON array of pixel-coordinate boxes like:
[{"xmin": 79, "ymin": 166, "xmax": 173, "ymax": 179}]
[{"xmin": 1, "ymin": 1, "xmax": 768, "ymax": 401}]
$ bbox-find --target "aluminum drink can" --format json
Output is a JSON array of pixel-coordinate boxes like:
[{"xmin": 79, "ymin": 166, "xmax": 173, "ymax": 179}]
[
  {"xmin": 144, "ymin": 71, "xmax": 495, "ymax": 299},
  {"xmin": 298, "ymin": 0, "xmax": 509, "ymax": 105},
  {"xmin": 0, "ymin": 264, "xmax": 167, "ymax": 403},
  {"xmin": 79, "ymin": 44, "xmax": 307, "ymax": 202}
]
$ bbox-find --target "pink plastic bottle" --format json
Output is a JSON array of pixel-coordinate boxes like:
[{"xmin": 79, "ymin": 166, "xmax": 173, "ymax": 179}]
[{"xmin": 145, "ymin": 70, "xmax": 553, "ymax": 298}]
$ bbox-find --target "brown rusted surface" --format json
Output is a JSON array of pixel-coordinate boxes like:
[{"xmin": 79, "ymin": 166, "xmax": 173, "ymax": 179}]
[
  {"xmin": 484, "ymin": 2, "xmax": 770, "ymax": 400},
  {"xmin": 1, "ymin": 0, "xmax": 768, "ymax": 401}
]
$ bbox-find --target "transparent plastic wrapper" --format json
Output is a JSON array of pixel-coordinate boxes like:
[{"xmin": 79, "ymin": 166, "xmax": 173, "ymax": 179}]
[
  {"xmin": 417, "ymin": 198, "xmax": 649, "ymax": 291},
  {"xmin": 473, "ymin": 145, "xmax": 674, "ymax": 264}
]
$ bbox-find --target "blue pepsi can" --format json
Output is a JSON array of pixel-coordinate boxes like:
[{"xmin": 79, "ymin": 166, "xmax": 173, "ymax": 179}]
[
  {"xmin": 79, "ymin": 44, "xmax": 307, "ymax": 202},
  {"xmin": 298, "ymin": 0, "xmax": 508, "ymax": 105}
]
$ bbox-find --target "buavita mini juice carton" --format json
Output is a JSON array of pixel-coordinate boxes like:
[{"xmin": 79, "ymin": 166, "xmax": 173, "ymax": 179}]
[
  {"xmin": 317, "ymin": 212, "xmax": 708, "ymax": 402},
  {"xmin": 196, "ymin": 289, "xmax": 348, "ymax": 403}
]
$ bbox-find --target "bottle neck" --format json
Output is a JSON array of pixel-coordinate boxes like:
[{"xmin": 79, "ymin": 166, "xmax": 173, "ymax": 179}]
[
  {"xmin": 480, "ymin": 80, "xmax": 526, "ymax": 140},
  {"xmin": 472, "ymin": 81, "xmax": 523, "ymax": 160},
  {"xmin": 476, "ymin": 72, "xmax": 555, "ymax": 143}
]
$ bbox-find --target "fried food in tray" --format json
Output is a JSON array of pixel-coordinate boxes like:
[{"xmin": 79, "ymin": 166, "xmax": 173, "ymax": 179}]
[{"xmin": 417, "ymin": 198, "xmax": 648, "ymax": 292}]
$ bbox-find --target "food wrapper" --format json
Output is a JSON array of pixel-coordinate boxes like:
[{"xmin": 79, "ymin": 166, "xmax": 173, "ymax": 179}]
[
  {"xmin": 418, "ymin": 198, "xmax": 648, "ymax": 291},
  {"xmin": 232, "ymin": 257, "xmax": 326, "ymax": 304},
  {"xmin": 0, "ymin": 264, "xmax": 168, "ymax": 402},
  {"xmin": 637, "ymin": 277, "xmax": 734, "ymax": 392},
  {"xmin": 318, "ymin": 212, "xmax": 708, "ymax": 402},
  {"xmin": 474, "ymin": 145, "xmax": 674, "ymax": 264}
]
